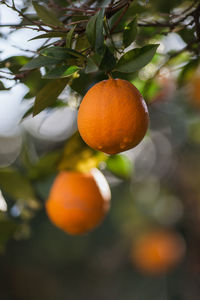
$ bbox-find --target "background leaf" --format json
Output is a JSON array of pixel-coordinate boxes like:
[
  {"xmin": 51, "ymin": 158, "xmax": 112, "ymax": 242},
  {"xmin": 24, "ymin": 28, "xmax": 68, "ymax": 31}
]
[
  {"xmin": 32, "ymin": 1, "xmax": 63, "ymax": 27},
  {"xmin": 0, "ymin": 168, "xmax": 35, "ymax": 201},
  {"xmin": 106, "ymin": 155, "xmax": 132, "ymax": 179},
  {"xmin": 33, "ymin": 78, "xmax": 69, "ymax": 116}
]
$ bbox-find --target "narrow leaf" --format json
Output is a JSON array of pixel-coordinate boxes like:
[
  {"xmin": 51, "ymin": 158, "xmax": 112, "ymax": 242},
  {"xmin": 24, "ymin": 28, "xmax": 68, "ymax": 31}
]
[
  {"xmin": 99, "ymin": 47, "xmax": 116, "ymax": 72},
  {"xmin": 40, "ymin": 47, "xmax": 85, "ymax": 59},
  {"xmin": 20, "ymin": 56, "xmax": 61, "ymax": 71},
  {"xmin": 44, "ymin": 65, "xmax": 80, "ymax": 79},
  {"xmin": 95, "ymin": 9, "xmax": 105, "ymax": 55},
  {"xmin": 86, "ymin": 13, "xmax": 98, "ymax": 48},
  {"xmin": 123, "ymin": 17, "xmax": 138, "ymax": 48},
  {"xmin": 32, "ymin": 1, "xmax": 62, "ymax": 27},
  {"xmin": 85, "ymin": 57, "xmax": 98, "ymax": 74},
  {"xmin": 0, "ymin": 168, "xmax": 35, "ymax": 201},
  {"xmin": 33, "ymin": 78, "xmax": 69, "ymax": 116},
  {"xmin": 66, "ymin": 26, "xmax": 76, "ymax": 48},
  {"xmin": 115, "ymin": 44, "xmax": 159, "ymax": 73},
  {"xmin": 29, "ymin": 32, "xmax": 67, "ymax": 41}
]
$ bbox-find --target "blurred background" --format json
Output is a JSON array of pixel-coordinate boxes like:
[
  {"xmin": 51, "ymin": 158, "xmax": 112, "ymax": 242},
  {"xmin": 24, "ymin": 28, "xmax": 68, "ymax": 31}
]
[{"xmin": 0, "ymin": 0, "xmax": 200, "ymax": 299}]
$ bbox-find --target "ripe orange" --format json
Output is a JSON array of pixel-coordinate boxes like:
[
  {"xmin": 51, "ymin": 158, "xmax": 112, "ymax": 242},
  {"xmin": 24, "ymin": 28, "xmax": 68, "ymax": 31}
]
[
  {"xmin": 45, "ymin": 169, "xmax": 111, "ymax": 235},
  {"xmin": 131, "ymin": 230, "xmax": 186, "ymax": 274},
  {"xmin": 77, "ymin": 79, "xmax": 149, "ymax": 154},
  {"xmin": 190, "ymin": 75, "xmax": 200, "ymax": 108}
]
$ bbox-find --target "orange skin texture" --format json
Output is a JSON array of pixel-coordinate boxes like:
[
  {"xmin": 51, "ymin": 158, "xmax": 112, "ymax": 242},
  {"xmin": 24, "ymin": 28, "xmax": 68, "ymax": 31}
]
[
  {"xmin": 131, "ymin": 231, "xmax": 186, "ymax": 274},
  {"xmin": 46, "ymin": 171, "xmax": 111, "ymax": 235},
  {"xmin": 77, "ymin": 79, "xmax": 149, "ymax": 154}
]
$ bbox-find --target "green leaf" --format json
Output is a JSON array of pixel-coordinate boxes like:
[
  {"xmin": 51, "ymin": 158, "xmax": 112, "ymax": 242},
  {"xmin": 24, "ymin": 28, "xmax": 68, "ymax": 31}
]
[
  {"xmin": 29, "ymin": 32, "xmax": 67, "ymax": 41},
  {"xmin": 20, "ymin": 56, "xmax": 62, "ymax": 71},
  {"xmin": 28, "ymin": 150, "xmax": 62, "ymax": 179},
  {"xmin": 40, "ymin": 47, "xmax": 85, "ymax": 59},
  {"xmin": 33, "ymin": 78, "xmax": 69, "ymax": 116},
  {"xmin": 43, "ymin": 65, "xmax": 80, "ymax": 79},
  {"xmin": 66, "ymin": 26, "xmax": 76, "ymax": 48},
  {"xmin": 0, "ymin": 168, "xmax": 35, "ymax": 201},
  {"xmin": 86, "ymin": 13, "xmax": 98, "ymax": 48},
  {"xmin": 178, "ymin": 59, "xmax": 199, "ymax": 86},
  {"xmin": 115, "ymin": 44, "xmax": 159, "ymax": 73},
  {"xmin": 85, "ymin": 57, "xmax": 99, "ymax": 74},
  {"xmin": 75, "ymin": 35, "xmax": 90, "ymax": 52},
  {"xmin": 86, "ymin": 8, "xmax": 105, "ymax": 54},
  {"xmin": 32, "ymin": 1, "xmax": 62, "ymax": 27},
  {"xmin": 99, "ymin": 47, "xmax": 116, "ymax": 72},
  {"xmin": 0, "ymin": 56, "xmax": 30, "ymax": 73},
  {"xmin": 106, "ymin": 155, "xmax": 132, "ymax": 179},
  {"xmin": 123, "ymin": 17, "xmax": 137, "ymax": 48},
  {"xmin": 95, "ymin": 9, "xmax": 105, "ymax": 55},
  {"xmin": 22, "ymin": 70, "xmax": 49, "ymax": 99},
  {"xmin": 0, "ymin": 218, "xmax": 18, "ymax": 245}
]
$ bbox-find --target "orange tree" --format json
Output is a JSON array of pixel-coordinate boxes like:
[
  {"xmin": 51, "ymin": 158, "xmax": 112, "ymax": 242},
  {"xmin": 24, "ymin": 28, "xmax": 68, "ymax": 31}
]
[{"xmin": 0, "ymin": 0, "xmax": 200, "ymax": 244}]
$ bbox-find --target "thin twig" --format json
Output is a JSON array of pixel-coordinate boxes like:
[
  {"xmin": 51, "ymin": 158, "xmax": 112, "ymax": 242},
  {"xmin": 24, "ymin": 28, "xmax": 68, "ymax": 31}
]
[{"xmin": 193, "ymin": 4, "xmax": 200, "ymax": 42}]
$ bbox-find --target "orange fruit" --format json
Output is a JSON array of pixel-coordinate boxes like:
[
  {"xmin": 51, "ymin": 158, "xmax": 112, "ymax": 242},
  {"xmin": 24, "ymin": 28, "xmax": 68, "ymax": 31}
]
[
  {"xmin": 45, "ymin": 169, "xmax": 111, "ymax": 235},
  {"xmin": 77, "ymin": 79, "xmax": 149, "ymax": 154},
  {"xmin": 131, "ymin": 230, "xmax": 186, "ymax": 274},
  {"xmin": 190, "ymin": 75, "xmax": 200, "ymax": 108}
]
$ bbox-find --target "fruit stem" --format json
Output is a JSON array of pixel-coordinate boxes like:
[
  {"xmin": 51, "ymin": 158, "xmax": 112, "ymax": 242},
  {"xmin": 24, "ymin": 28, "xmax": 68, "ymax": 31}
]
[{"xmin": 107, "ymin": 72, "xmax": 113, "ymax": 79}]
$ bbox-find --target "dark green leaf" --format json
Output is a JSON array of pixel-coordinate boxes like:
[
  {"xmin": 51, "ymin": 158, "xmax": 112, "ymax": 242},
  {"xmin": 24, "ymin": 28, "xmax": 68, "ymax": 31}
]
[
  {"xmin": 33, "ymin": 78, "xmax": 69, "ymax": 116},
  {"xmin": 20, "ymin": 13, "xmax": 38, "ymax": 26},
  {"xmin": 29, "ymin": 32, "xmax": 67, "ymax": 41},
  {"xmin": 20, "ymin": 56, "xmax": 62, "ymax": 71},
  {"xmin": 86, "ymin": 13, "xmax": 98, "ymax": 48},
  {"xmin": 85, "ymin": 57, "xmax": 99, "ymax": 74},
  {"xmin": 0, "ymin": 56, "xmax": 30, "ymax": 73},
  {"xmin": 0, "ymin": 168, "xmax": 35, "ymax": 201},
  {"xmin": 123, "ymin": 17, "xmax": 137, "ymax": 48},
  {"xmin": 99, "ymin": 47, "xmax": 116, "ymax": 72},
  {"xmin": 40, "ymin": 47, "xmax": 85, "ymax": 59},
  {"xmin": 95, "ymin": 8, "xmax": 105, "ymax": 55},
  {"xmin": 32, "ymin": 1, "xmax": 62, "ymax": 27},
  {"xmin": 44, "ymin": 65, "xmax": 80, "ymax": 79},
  {"xmin": 106, "ymin": 154, "xmax": 132, "ymax": 179},
  {"xmin": 66, "ymin": 26, "xmax": 76, "ymax": 48},
  {"xmin": 22, "ymin": 70, "xmax": 49, "ymax": 99},
  {"xmin": 115, "ymin": 44, "xmax": 159, "ymax": 73},
  {"xmin": 75, "ymin": 35, "xmax": 90, "ymax": 52},
  {"xmin": 28, "ymin": 150, "xmax": 62, "ymax": 179},
  {"xmin": 0, "ymin": 218, "xmax": 18, "ymax": 245}
]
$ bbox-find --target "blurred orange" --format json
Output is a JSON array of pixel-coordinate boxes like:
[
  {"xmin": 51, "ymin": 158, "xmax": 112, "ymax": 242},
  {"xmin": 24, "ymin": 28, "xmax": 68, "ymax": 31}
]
[
  {"xmin": 190, "ymin": 75, "xmax": 200, "ymax": 108},
  {"xmin": 151, "ymin": 70, "xmax": 175, "ymax": 103},
  {"xmin": 131, "ymin": 230, "xmax": 186, "ymax": 274},
  {"xmin": 46, "ymin": 169, "xmax": 111, "ymax": 235}
]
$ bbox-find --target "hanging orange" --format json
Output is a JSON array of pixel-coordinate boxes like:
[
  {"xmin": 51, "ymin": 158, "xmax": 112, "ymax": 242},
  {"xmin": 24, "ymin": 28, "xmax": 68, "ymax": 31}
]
[
  {"xmin": 45, "ymin": 169, "xmax": 111, "ymax": 235},
  {"xmin": 77, "ymin": 78, "xmax": 149, "ymax": 154},
  {"xmin": 131, "ymin": 230, "xmax": 186, "ymax": 274}
]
